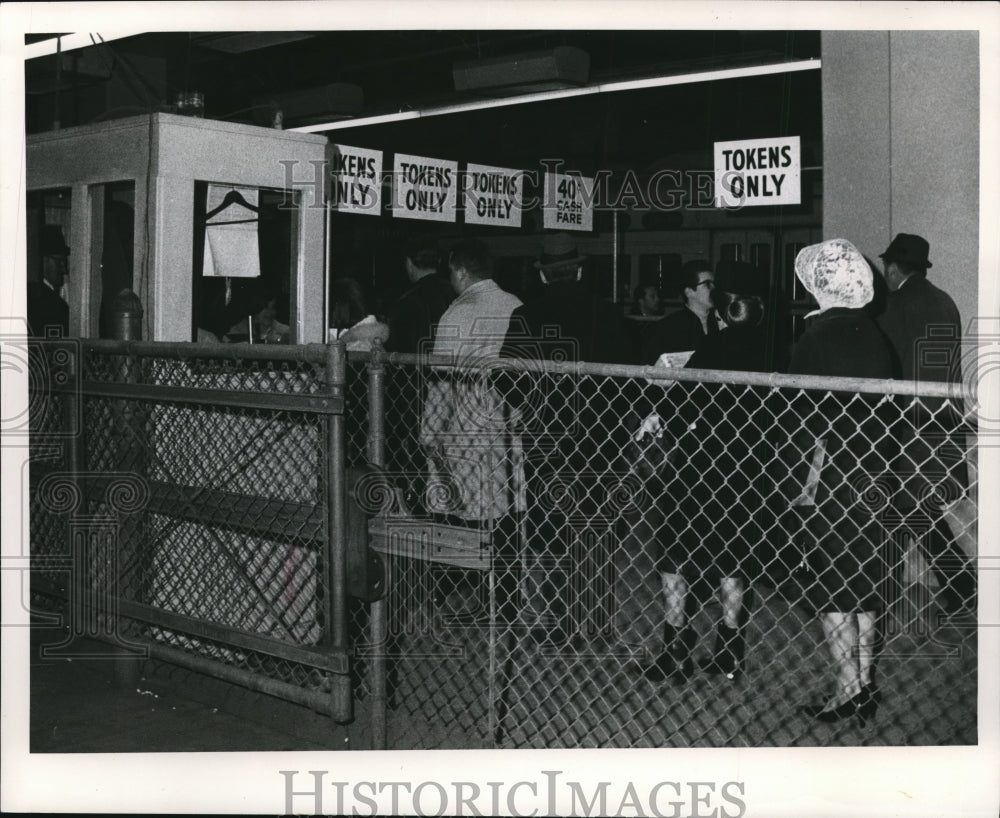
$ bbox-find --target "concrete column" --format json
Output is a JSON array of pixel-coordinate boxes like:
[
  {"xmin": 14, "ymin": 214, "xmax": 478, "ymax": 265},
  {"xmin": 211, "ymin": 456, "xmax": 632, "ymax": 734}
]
[{"xmin": 822, "ymin": 30, "xmax": 979, "ymax": 326}]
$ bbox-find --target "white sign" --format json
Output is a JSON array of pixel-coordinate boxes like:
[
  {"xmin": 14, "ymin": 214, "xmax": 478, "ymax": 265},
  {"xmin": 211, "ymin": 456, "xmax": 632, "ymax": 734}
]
[
  {"xmin": 392, "ymin": 152, "xmax": 458, "ymax": 223},
  {"xmin": 203, "ymin": 184, "xmax": 260, "ymax": 278},
  {"xmin": 714, "ymin": 136, "xmax": 801, "ymax": 208},
  {"xmin": 329, "ymin": 144, "xmax": 382, "ymax": 215},
  {"xmin": 463, "ymin": 163, "xmax": 523, "ymax": 228},
  {"xmin": 543, "ymin": 171, "xmax": 594, "ymax": 232}
]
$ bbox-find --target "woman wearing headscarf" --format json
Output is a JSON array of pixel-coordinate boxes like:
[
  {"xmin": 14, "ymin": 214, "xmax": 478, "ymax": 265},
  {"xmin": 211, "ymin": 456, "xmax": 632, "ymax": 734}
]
[{"xmin": 782, "ymin": 238, "xmax": 895, "ymax": 725}]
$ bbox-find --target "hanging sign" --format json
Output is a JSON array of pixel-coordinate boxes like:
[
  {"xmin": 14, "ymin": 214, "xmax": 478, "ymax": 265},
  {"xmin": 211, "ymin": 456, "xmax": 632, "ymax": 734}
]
[
  {"xmin": 463, "ymin": 163, "xmax": 523, "ymax": 228},
  {"xmin": 542, "ymin": 171, "xmax": 594, "ymax": 232},
  {"xmin": 392, "ymin": 152, "xmax": 458, "ymax": 223},
  {"xmin": 329, "ymin": 144, "xmax": 382, "ymax": 215},
  {"xmin": 714, "ymin": 136, "xmax": 801, "ymax": 208}
]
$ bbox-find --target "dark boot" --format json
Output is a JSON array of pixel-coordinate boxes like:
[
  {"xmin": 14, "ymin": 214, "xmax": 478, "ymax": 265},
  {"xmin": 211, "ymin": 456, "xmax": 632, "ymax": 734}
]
[
  {"xmin": 700, "ymin": 624, "xmax": 745, "ymax": 681},
  {"xmin": 638, "ymin": 622, "xmax": 694, "ymax": 683}
]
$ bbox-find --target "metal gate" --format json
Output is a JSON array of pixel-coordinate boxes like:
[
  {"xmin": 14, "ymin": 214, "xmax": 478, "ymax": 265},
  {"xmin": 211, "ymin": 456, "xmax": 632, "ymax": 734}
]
[{"xmin": 27, "ymin": 338, "xmax": 352, "ymax": 722}]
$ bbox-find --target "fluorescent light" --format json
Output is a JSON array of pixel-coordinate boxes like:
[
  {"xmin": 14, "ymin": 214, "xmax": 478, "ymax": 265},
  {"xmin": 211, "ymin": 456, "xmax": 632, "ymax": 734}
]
[
  {"xmin": 301, "ymin": 110, "xmax": 421, "ymax": 130},
  {"xmin": 600, "ymin": 59, "xmax": 820, "ymax": 93},
  {"xmin": 291, "ymin": 58, "xmax": 821, "ymax": 133},
  {"xmin": 24, "ymin": 31, "xmax": 147, "ymax": 59}
]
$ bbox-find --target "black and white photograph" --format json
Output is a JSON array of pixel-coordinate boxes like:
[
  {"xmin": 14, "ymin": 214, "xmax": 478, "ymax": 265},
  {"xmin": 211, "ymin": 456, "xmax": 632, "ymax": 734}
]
[{"xmin": 2, "ymin": 2, "xmax": 998, "ymax": 815}]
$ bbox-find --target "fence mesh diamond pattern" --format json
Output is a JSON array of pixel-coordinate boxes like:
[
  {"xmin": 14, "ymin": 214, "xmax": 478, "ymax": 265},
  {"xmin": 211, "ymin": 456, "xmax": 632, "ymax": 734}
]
[
  {"xmin": 355, "ymin": 352, "xmax": 977, "ymax": 748},
  {"xmin": 29, "ymin": 341, "xmax": 977, "ymax": 747}
]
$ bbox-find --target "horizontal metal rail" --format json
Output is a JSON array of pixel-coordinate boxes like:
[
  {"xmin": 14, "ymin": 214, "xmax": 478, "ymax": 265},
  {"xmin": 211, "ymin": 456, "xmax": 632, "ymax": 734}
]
[
  {"xmin": 372, "ymin": 349, "xmax": 971, "ymax": 399},
  {"xmin": 68, "ymin": 380, "xmax": 343, "ymax": 414},
  {"xmin": 138, "ymin": 480, "xmax": 326, "ymax": 542},
  {"xmin": 118, "ymin": 599, "xmax": 348, "ymax": 674},
  {"xmin": 141, "ymin": 641, "xmax": 350, "ymax": 721},
  {"xmin": 69, "ymin": 339, "xmax": 969, "ymax": 399},
  {"xmin": 79, "ymin": 338, "xmax": 331, "ymax": 364}
]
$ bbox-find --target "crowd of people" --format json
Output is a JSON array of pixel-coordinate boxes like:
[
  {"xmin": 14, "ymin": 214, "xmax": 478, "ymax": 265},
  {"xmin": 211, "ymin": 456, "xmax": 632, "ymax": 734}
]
[
  {"xmin": 370, "ymin": 228, "xmax": 973, "ymax": 729},
  {"xmin": 28, "ymin": 216, "xmax": 973, "ymax": 728}
]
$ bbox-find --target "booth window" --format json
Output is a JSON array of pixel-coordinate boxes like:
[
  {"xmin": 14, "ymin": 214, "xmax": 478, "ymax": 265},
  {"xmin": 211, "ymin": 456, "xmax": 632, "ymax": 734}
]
[
  {"xmin": 191, "ymin": 182, "xmax": 299, "ymax": 343},
  {"xmin": 26, "ymin": 188, "xmax": 72, "ymax": 337},
  {"xmin": 92, "ymin": 181, "xmax": 136, "ymax": 338}
]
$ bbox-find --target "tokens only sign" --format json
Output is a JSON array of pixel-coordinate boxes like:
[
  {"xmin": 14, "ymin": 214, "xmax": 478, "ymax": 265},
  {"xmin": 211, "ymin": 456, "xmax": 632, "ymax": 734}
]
[
  {"xmin": 543, "ymin": 171, "xmax": 594, "ymax": 232},
  {"xmin": 464, "ymin": 163, "xmax": 523, "ymax": 228},
  {"xmin": 714, "ymin": 136, "xmax": 801, "ymax": 208},
  {"xmin": 329, "ymin": 144, "xmax": 383, "ymax": 214},
  {"xmin": 393, "ymin": 152, "xmax": 458, "ymax": 223}
]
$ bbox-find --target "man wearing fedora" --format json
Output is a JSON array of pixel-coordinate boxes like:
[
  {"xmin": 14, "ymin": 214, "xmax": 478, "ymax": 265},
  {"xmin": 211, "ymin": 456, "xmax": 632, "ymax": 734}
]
[
  {"xmin": 508, "ymin": 232, "xmax": 632, "ymax": 364},
  {"xmin": 500, "ymin": 232, "xmax": 633, "ymax": 644},
  {"xmin": 876, "ymin": 232, "xmax": 975, "ymax": 615},
  {"xmin": 27, "ymin": 225, "xmax": 71, "ymax": 336}
]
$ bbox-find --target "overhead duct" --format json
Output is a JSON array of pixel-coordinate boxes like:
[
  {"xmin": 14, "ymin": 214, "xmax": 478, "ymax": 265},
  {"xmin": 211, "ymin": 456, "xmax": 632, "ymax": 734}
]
[
  {"xmin": 252, "ymin": 83, "xmax": 364, "ymax": 127},
  {"xmin": 453, "ymin": 46, "xmax": 590, "ymax": 94}
]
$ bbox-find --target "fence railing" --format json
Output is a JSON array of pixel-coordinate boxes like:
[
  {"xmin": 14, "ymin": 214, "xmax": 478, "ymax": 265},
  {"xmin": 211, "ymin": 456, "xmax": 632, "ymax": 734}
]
[
  {"xmin": 28, "ymin": 339, "xmax": 979, "ymax": 749},
  {"xmin": 354, "ymin": 344, "xmax": 978, "ymax": 749}
]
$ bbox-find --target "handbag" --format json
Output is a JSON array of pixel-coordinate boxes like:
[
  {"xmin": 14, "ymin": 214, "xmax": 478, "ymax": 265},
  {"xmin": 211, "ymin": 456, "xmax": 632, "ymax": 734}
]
[{"xmin": 764, "ymin": 439, "xmax": 828, "ymax": 607}]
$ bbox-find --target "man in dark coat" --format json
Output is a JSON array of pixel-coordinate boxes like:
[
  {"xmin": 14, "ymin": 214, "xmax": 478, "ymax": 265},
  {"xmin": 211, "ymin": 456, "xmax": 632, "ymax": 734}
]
[
  {"xmin": 875, "ymin": 232, "xmax": 974, "ymax": 614},
  {"xmin": 640, "ymin": 259, "xmax": 722, "ymax": 365},
  {"xmin": 384, "ymin": 237, "xmax": 454, "ymax": 354},
  {"xmin": 27, "ymin": 225, "xmax": 70, "ymax": 337},
  {"xmin": 632, "ymin": 260, "xmax": 774, "ymax": 683},
  {"xmin": 383, "ymin": 236, "xmax": 455, "ymax": 512},
  {"xmin": 500, "ymin": 232, "xmax": 634, "ymax": 643}
]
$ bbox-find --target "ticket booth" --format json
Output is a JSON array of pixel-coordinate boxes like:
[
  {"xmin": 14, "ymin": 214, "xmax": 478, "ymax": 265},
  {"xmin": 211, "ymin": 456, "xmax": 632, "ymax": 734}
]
[{"xmin": 26, "ymin": 113, "xmax": 329, "ymax": 342}]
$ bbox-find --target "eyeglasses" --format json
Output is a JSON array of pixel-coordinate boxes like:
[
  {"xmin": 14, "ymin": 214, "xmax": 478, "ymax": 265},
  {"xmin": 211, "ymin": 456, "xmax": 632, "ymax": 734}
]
[{"xmin": 695, "ymin": 279, "xmax": 714, "ymax": 289}]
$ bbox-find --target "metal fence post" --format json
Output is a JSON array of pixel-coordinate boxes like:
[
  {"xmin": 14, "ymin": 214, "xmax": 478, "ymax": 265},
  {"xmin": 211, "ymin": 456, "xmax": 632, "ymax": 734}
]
[
  {"xmin": 62, "ymin": 344, "xmax": 88, "ymax": 650},
  {"xmin": 111, "ymin": 295, "xmax": 147, "ymax": 687},
  {"xmin": 367, "ymin": 339, "xmax": 388, "ymax": 750},
  {"xmin": 323, "ymin": 340, "xmax": 352, "ymax": 722}
]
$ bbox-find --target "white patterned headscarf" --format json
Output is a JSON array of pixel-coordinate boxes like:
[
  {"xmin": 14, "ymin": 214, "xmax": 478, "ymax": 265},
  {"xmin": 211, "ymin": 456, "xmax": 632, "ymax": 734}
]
[{"xmin": 794, "ymin": 238, "xmax": 874, "ymax": 314}]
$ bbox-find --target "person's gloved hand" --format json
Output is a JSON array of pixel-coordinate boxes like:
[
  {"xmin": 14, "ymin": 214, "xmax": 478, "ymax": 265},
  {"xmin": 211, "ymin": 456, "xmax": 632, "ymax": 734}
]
[{"xmin": 634, "ymin": 412, "xmax": 664, "ymax": 441}]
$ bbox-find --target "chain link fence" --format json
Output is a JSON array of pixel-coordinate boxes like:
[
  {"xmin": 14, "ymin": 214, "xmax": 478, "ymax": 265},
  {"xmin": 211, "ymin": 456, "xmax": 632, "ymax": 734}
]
[
  {"xmin": 28, "ymin": 340, "xmax": 352, "ymax": 721},
  {"xmin": 354, "ymin": 347, "xmax": 978, "ymax": 749},
  {"xmin": 27, "ymin": 338, "xmax": 979, "ymax": 748}
]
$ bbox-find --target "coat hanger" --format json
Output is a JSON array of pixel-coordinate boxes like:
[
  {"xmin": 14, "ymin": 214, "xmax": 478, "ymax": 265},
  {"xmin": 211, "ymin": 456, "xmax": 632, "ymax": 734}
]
[{"xmin": 205, "ymin": 189, "xmax": 260, "ymax": 223}]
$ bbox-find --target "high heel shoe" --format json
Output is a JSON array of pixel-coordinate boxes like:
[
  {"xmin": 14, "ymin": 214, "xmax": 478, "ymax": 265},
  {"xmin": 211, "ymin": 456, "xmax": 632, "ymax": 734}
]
[
  {"xmin": 628, "ymin": 623, "xmax": 695, "ymax": 684},
  {"xmin": 856, "ymin": 682, "xmax": 880, "ymax": 722},
  {"xmin": 699, "ymin": 624, "xmax": 745, "ymax": 681},
  {"xmin": 801, "ymin": 685, "xmax": 879, "ymax": 726}
]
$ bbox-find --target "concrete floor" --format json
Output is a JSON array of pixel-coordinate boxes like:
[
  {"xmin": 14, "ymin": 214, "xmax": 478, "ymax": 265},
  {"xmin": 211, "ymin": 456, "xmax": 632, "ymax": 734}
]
[
  {"xmin": 29, "ymin": 626, "xmax": 351, "ymax": 753},
  {"xmin": 27, "ymin": 582, "xmax": 976, "ymax": 753}
]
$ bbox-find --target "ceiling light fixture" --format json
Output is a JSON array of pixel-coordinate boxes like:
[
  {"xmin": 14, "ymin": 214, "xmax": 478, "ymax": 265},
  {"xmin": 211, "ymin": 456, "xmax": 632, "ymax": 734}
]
[{"xmin": 291, "ymin": 58, "xmax": 820, "ymax": 134}]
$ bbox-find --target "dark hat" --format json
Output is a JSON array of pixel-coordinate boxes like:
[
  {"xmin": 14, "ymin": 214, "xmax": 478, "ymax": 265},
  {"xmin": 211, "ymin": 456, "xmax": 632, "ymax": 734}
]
[
  {"xmin": 714, "ymin": 259, "xmax": 769, "ymax": 297},
  {"xmin": 41, "ymin": 225, "xmax": 70, "ymax": 257},
  {"xmin": 879, "ymin": 233, "xmax": 932, "ymax": 269},
  {"xmin": 534, "ymin": 232, "xmax": 586, "ymax": 270}
]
